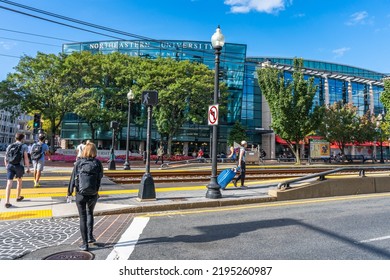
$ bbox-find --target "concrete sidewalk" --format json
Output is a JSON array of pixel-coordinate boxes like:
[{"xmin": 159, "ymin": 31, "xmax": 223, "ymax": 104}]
[{"xmin": 0, "ymin": 164, "xmax": 280, "ymax": 221}]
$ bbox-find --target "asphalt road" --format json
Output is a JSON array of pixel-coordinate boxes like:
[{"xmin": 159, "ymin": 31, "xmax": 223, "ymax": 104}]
[
  {"xmin": 127, "ymin": 193, "xmax": 390, "ymax": 260},
  {"xmin": 2, "ymin": 191, "xmax": 390, "ymax": 260}
]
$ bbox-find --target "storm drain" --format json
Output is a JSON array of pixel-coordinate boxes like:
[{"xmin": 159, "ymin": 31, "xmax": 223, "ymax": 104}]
[{"xmin": 43, "ymin": 250, "xmax": 95, "ymax": 260}]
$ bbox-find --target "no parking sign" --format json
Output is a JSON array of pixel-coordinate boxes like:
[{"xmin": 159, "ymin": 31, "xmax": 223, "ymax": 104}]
[{"xmin": 208, "ymin": 104, "xmax": 219, "ymax": 125}]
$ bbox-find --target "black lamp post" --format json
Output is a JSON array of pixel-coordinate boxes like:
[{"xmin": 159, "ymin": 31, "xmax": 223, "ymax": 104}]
[
  {"xmin": 124, "ymin": 89, "xmax": 135, "ymax": 170},
  {"xmin": 108, "ymin": 121, "xmax": 118, "ymax": 170},
  {"xmin": 206, "ymin": 25, "xmax": 225, "ymax": 199},
  {"xmin": 377, "ymin": 113, "xmax": 385, "ymax": 163}
]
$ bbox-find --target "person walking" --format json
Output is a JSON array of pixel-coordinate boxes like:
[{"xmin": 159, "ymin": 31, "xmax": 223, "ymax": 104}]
[
  {"xmin": 155, "ymin": 144, "xmax": 164, "ymax": 164},
  {"xmin": 31, "ymin": 134, "xmax": 51, "ymax": 188},
  {"xmin": 75, "ymin": 140, "xmax": 86, "ymax": 161},
  {"xmin": 233, "ymin": 140, "xmax": 248, "ymax": 188},
  {"xmin": 3, "ymin": 133, "xmax": 30, "ymax": 208},
  {"xmin": 27, "ymin": 143, "xmax": 33, "ymax": 164},
  {"xmin": 68, "ymin": 142, "xmax": 104, "ymax": 251}
]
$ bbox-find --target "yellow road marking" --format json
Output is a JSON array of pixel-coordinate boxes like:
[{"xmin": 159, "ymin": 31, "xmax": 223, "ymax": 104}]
[
  {"xmin": 0, "ymin": 209, "xmax": 52, "ymax": 221},
  {"xmin": 0, "ymin": 185, "xmax": 209, "ymax": 198},
  {"xmin": 142, "ymin": 192, "xmax": 390, "ymax": 218},
  {"xmin": 15, "ymin": 176, "xmax": 71, "ymax": 182}
]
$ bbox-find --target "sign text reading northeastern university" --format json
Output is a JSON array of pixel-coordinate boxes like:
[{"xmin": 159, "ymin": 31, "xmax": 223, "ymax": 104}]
[{"xmin": 88, "ymin": 41, "xmax": 216, "ymax": 51}]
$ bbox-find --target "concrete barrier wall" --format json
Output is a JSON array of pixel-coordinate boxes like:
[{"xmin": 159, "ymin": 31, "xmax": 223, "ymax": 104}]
[{"xmin": 269, "ymin": 176, "xmax": 390, "ymax": 201}]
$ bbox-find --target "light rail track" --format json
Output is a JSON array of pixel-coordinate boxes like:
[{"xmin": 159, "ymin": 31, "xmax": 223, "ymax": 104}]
[{"xmin": 105, "ymin": 168, "xmax": 335, "ymax": 184}]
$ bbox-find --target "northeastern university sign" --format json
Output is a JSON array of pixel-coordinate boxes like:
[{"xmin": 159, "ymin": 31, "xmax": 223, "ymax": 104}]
[{"xmin": 88, "ymin": 40, "xmax": 216, "ymax": 51}]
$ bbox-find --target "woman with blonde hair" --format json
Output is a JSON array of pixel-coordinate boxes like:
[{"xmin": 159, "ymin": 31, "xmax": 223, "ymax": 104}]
[{"xmin": 68, "ymin": 142, "xmax": 103, "ymax": 251}]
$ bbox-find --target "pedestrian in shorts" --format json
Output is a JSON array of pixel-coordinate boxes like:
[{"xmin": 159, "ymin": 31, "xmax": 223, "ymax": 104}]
[
  {"xmin": 31, "ymin": 134, "xmax": 51, "ymax": 188},
  {"xmin": 4, "ymin": 133, "xmax": 30, "ymax": 208}
]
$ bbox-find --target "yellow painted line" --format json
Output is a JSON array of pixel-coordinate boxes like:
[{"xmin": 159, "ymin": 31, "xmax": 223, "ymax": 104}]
[
  {"xmin": 16, "ymin": 176, "xmax": 70, "ymax": 182},
  {"xmin": 0, "ymin": 209, "xmax": 52, "ymax": 221},
  {"xmin": 142, "ymin": 192, "xmax": 390, "ymax": 218},
  {"xmin": 0, "ymin": 185, "xmax": 208, "ymax": 199}
]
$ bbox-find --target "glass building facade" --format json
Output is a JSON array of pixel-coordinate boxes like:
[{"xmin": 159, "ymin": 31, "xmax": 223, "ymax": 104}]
[{"xmin": 62, "ymin": 40, "xmax": 387, "ymax": 157}]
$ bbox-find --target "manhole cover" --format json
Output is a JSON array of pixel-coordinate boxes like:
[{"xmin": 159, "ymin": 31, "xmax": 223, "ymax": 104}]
[{"xmin": 43, "ymin": 250, "xmax": 95, "ymax": 260}]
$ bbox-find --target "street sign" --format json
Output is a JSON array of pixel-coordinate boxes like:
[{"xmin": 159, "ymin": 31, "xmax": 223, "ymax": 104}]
[
  {"xmin": 208, "ymin": 104, "xmax": 219, "ymax": 125},
  {"xmin": 142, "ymin": 90, "xmax": 158, "ymax": 106}
]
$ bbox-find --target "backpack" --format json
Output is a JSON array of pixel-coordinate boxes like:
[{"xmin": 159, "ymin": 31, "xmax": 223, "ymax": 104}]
[
  {"xmin": 31, "ymin": 143, "xmax": 43, "ymax": 161},
  {"xmin": 6, "ymin": 143, "xmax": 23, "ymax": 165},
  {"xmin": 76, "ymin": 159, "xmax": 102, "ymax": 195}
]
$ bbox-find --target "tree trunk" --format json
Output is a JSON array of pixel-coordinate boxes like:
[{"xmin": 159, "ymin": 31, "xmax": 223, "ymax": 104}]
[
  {"xmin": 89, "ymin": 123, "xmax": 96, "ymax": 142},
  {"xmin": 295, "ymin": 144, "xmax": 301, "ymax": 165},
  {"xmin": 50, "ymin": 121, "xmax": 56, "ymax": 154},
  {"xmin": 167, "ymin": 135, "xmax": 173, "ymax": 156}
]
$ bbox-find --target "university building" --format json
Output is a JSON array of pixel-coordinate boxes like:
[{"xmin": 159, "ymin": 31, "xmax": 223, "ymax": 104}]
[{"xmin": 61, "ymin": 40, "xmax": 388, "ymax": 158}]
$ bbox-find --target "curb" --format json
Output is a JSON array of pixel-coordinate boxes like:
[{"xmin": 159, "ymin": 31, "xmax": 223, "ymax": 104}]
[{"xmin": 91, "ymin": 196, "xmax": 277, "ymax": 216}]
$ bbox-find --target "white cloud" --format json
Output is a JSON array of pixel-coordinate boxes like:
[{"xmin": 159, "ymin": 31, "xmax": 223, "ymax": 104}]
[
  {"xmin": 293, "ymin": 13, "xmax": 305, "ymax": 18},
  {"xmin": 0, "ymin": 41, "xmax": 15, "ymax": 50},
  {"xmin": 332, "ymin": 47, "xmax": 351, "ymax": 58},
  {"xmin": 346, "ymin": 11, "xmax": 369, "ymax": 25},
  {"xmin": 224, "ymin": 0, "xmax": 289, "ymax": 14}
]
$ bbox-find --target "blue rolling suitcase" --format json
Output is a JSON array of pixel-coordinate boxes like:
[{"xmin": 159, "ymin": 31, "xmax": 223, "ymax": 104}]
[{"xmin": 217, "ymin": 168, "xmax": 237, "ymax": 189}]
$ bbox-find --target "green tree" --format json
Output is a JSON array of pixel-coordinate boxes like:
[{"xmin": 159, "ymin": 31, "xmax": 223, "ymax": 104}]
[
  {"xmin": 317, "ymin": 102, "xmax": 376, "ymax": 155},
  {"xmin": 379, "ymin": 78, "xmax": 390, "ymax": 110},
  {"xmin": 227, "ymin": 121, "xmax": 247, "ymax": 146},
  {"xmin": 0, "ymin": 80, "xmax": 23, "ymax": 118},
  {"xmin": 257, "ymin": 58, "xmax": 320, "ymax": 164},
  {"xmin": 133, "ymin": 58, "xmax": 224, "ymax": 155},
  {"xmin": 4, "ymin": 52, "xmax": 78, "ymax": 151},
  {"xmin": 63, "ymin": 52, "xmax": 136, "ymax": 141},
  {"xmin": 379, "ymin": 79, "xmax": 390, "ymax": 148}
]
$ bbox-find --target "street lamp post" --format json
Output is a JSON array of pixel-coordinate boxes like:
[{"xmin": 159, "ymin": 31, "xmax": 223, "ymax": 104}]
[
  {"xmin": 108, "ymin": 121, "xmax": 118, "ymax": 170},
  {"xmin": 377, "ymin": 113, "xmax": 385, "ymax": 164},
  {"xmin": 206, "ymin": 25, "xmax": 225, "ymax": 199},
  {"xmin": 124, "ymin": 89, "xmax": 135, "ymax": 170}
]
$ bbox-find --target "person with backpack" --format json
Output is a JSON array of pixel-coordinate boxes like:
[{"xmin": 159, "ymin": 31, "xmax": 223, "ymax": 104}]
[
  {"xmin": 31, "ymin": 134, "xmax": 51, "ymax": 188},
  {"xmin": 3, "ymin": 133, "xmax": 30, "ymax": 208},
  {"xmin": 67, "ymin": 142, "xmax": 103, "ymax": 251}
]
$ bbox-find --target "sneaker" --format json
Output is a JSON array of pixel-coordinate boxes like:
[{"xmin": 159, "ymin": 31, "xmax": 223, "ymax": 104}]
[
  {"xmin": 79, "ymin": 244, "xmax": 89, "ymax": 251},
  {"xmin": 5, "ymin": 203, "xmax": 12, "ymax": 208},
  {"xmin": 240, "ymin": 185, "xmax": 248, "ymax": 189},
  {"xmin": 88, "ymin": 237, "xmax": 96, "ymax": 243},
  {"xmin": 16, "ymin": 196, "xmax": 24, "ymax": 202},
  {"xmin": 34, "ymin": 183, "xmax": 40, "ymax": 188}
]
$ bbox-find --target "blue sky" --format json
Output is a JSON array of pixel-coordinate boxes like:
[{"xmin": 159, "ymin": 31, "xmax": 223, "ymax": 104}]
[{"xmin": 1, "ymin": 0, "xmax": 390, "ymax": 80}]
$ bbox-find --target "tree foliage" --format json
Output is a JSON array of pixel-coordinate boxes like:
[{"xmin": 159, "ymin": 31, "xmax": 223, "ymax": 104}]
[
  {"xmin": 227, "ymin": 121, "xmax": 247, "ymax": 146},
  {"xmin": 0, "ymin": 52, "xmax": 226, "ymax": 156},
  {"xmin": 257, "ymin": 58, "xmax": 320, "ymax": 164},
  {"xmin": 2, "ymin": 52, "xmax": 78, "ymax": 151},
  {"xmin": 132, "ymin": 57, "xmax": 225, "ymax": 155},
  {"xmin": 317, "ymin": 102, "xmax": 376, "ymax": 155},
  {"xmin": 379, "ymin": 79, "xmax": 390, "ymax": 143},
  {"xmin": 63, "ymin": 52, "xmax": 135, "ymax": 141}
]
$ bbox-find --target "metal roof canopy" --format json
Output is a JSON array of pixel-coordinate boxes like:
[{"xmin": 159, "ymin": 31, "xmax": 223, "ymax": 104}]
[{"xmin": 259, "ymin": 61, "xmax": 385, "ymax": 87}]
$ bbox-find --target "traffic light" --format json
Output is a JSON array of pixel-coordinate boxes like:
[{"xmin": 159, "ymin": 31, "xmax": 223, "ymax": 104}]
[{"xmin": 33, "ymin": 114, "xmax": 41, "ymax": 129}]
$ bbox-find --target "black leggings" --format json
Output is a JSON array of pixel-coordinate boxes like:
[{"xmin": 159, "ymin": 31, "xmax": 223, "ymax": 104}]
[
  {"xmin": 235, "ymin": 160, "xmax": 246, "ymax": 186},
  {"xmin": 75, "ymin": 193, "xmax": 98, "ymax": 245}
]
